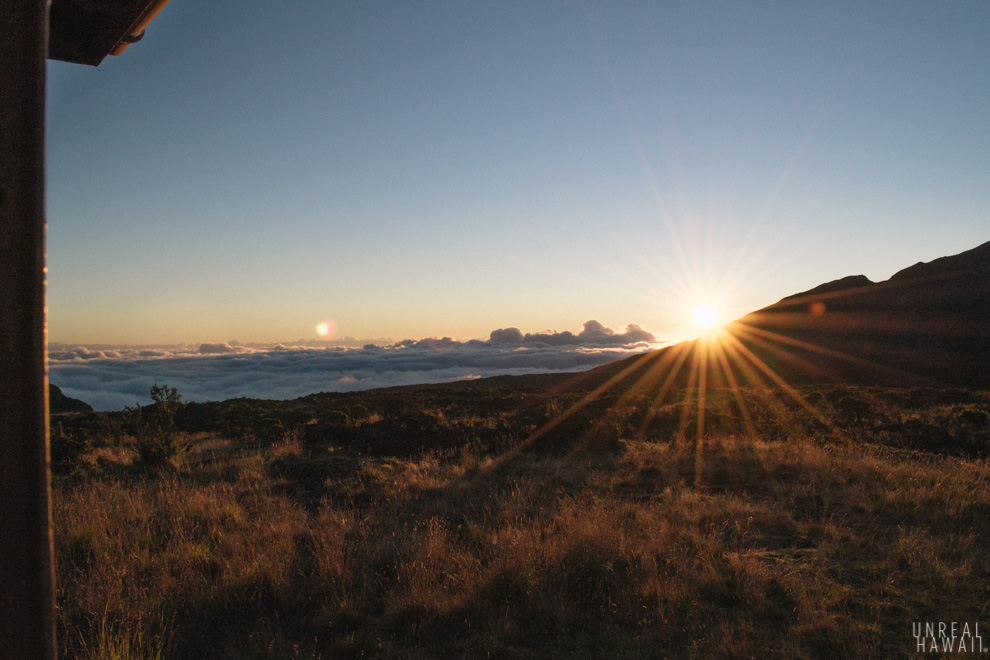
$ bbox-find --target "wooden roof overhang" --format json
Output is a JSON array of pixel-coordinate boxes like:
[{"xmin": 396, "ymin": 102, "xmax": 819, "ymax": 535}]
[{"xmin": 48, "ymin": 0, "xmax": 171, "ymax": 66}]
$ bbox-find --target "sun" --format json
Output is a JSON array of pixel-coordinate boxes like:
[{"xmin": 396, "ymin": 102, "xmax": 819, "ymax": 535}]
[{"xmin": 692, "ymin": 303, "xmax": 720, "ymax": 331}]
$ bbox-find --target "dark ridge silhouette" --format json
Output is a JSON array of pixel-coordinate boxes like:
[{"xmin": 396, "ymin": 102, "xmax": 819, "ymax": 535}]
[
  {"xmin": 740, "ymin": 240, "xmax": 990, "ymax": 386},
  {"xmin": 540, "ymin": 240, "xmax": 990, "ymax": 396},
  {"xmin": 777, "ymin": 274, "xmax": 874, "ymax": 302},
  {"xmin": 49, "ymin": 384, "xmax": 93, "ymax": 414},
  {"xmin": 888, "ymin": 240, "xmax": 990, "ymax": 283}
]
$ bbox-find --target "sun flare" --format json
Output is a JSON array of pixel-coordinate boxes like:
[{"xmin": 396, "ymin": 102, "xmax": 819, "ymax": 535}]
[
  {"xmin": 315, "ymin": 320, "xmax": 335, "ymax": 338},
  {"xmin": 692, "ymin": 303, "xmax": 720, "ymax": 330}
]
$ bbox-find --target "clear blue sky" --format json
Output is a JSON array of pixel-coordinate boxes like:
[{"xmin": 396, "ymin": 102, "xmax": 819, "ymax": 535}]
[{"xmin": 45, "ymin": 0, "xmax": 990, "ymax": 346}]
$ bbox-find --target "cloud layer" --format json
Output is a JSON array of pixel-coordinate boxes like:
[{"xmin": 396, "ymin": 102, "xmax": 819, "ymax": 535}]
[
  {"xmin": 49, "ymin": 321, "xmax": 664, "ymax": 411},
  {"xmin": 489, "ymin": 320, "xmax": 658, "ymax": 346}
]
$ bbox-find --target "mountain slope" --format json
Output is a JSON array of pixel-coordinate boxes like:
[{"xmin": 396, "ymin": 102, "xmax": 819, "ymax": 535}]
[
  {"xmin": 738, "ymin": 240, "xmax": 990, "ymax": 387},
  {"xmin": 570, "ymin": 241, "xmax": 990, "ymax": 394},
  {"xmin": 49, "ymin": 384, "xmax": 94, "ymax": 414}
]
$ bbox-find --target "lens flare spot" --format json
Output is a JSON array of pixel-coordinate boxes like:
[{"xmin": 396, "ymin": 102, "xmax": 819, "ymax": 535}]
[
  {"xmin": 315, "ymin": 320, "xmax": 335, "ymax": 338},
  {"xmin": 692, "ymin": 303, "xmax": 720, "ymax": 330}
]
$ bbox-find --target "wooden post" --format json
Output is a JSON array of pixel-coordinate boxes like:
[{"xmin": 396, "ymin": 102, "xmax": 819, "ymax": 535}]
[{"xmin": 0, "ymin": 1, "xmax": 57, "ymax": 659}]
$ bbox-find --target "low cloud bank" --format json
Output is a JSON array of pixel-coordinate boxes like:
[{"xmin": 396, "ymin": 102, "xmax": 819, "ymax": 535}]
[
  {"xmin": 49, "ymin": 320, "xmax": 666, "ymax": 411},
  {"xmin": 489, "ymin": 320, "xmax": 657, "ymax": 346}
]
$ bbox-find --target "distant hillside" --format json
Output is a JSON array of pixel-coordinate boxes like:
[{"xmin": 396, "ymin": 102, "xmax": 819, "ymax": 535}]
[
  {"xmin": 50, "ymin": 384, "xmax": 93, "ymax": 414},
  {"xmin": 777, "ymin": 274, "xmax": 874, "ymax": 302},
  {"xmin": 738, "ymin": 240, "xmax": 990, "ymax": 387},
  {"xmin": 567, "ymin": 240, "xmax": 990, "ymax": 394}
]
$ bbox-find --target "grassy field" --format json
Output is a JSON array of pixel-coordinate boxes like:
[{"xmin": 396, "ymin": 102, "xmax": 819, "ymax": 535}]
[{"xmin": 51, "ymin": 384, "xmax": 990, "ymax": 659}]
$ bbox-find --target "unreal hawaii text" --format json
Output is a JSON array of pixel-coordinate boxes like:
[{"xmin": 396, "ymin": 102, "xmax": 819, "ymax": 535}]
[{"xmin": 912, "ymin": 622, "xmax": 984, "ymax": 654}]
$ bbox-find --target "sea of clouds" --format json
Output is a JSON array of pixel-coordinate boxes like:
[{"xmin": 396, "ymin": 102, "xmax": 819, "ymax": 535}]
[{"xmin": 50, "ymin": 320, "xmax": 667, "ymax": 411}]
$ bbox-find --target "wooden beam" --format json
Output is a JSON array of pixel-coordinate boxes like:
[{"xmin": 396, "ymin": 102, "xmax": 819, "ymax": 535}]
[{"xmin": 0, "ymin": 1, "xmax": 57, "ymax": 659}]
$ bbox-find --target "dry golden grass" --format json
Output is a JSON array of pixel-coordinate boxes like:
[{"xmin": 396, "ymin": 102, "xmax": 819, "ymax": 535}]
[{"xmin": 52, "ymin": 387, "xmax": 990, "ymax": 659}]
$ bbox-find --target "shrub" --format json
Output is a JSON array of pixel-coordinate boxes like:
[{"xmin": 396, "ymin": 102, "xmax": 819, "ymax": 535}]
[
  {"xmin": 132, "ymin": 384, "xmax": 184, "ymax": 469},
  {"xmin": 958, "ymin": 408, "xmax": 990, "ymax": 429},
  {"xmin": 50, "ymin": 421, "xmax": 89, "ymax": 473}
]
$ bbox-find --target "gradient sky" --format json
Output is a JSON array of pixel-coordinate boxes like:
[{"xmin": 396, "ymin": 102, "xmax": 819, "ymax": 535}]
[{"xmin": 45, "ymin": 1, "xmax": 990, "ymax": 346}]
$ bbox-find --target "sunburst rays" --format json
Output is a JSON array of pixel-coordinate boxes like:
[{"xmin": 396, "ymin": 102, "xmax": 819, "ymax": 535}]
[{"xmin": 510, "ymin": 286, "xmax": 916, "ymax": 483}]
